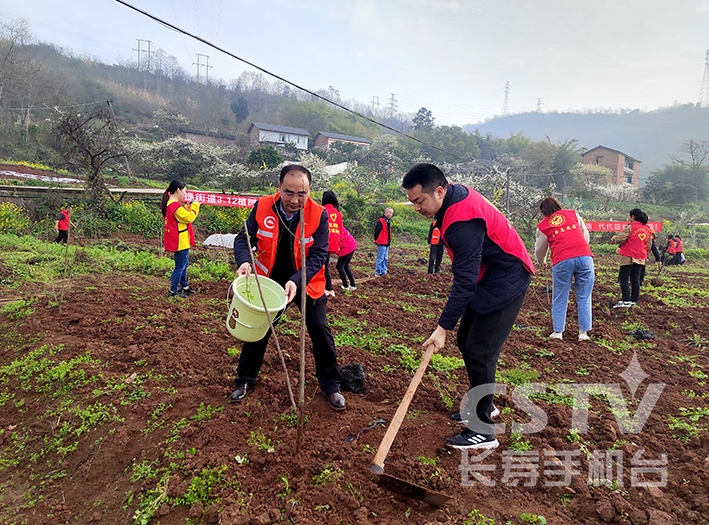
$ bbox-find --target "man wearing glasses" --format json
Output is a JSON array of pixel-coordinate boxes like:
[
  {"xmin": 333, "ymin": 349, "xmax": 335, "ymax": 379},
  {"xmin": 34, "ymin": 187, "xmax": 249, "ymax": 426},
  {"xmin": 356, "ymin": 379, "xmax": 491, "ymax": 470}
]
[{"xmin": 230, "ymin": 165, "xmax": 345, "ymax": 410}]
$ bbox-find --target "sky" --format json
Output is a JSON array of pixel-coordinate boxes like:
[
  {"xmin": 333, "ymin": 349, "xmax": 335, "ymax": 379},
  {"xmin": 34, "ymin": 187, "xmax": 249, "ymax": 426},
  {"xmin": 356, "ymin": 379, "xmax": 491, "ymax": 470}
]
[{"xmin": 1, "ymin": 0, "xmax": 709, "ymax": 126}]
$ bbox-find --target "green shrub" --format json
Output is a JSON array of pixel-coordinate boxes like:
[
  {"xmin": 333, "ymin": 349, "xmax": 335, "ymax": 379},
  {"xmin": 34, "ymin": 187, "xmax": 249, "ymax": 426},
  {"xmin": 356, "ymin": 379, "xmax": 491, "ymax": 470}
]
[
  {"xmin": 199, "ymin": 206, "xmax": 251, "ymax": 235},
  {"xmin": 109, "ymin": 201, "xmax": 163, "ymax": 238}
]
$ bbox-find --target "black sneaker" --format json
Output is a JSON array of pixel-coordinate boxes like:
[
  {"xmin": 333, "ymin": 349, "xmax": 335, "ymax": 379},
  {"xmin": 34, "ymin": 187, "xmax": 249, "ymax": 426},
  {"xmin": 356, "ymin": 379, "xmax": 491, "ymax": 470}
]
[
  {"xmin": 450, "ymin": 404, "xmax": 500, "ymax": 422},
  {"xmin": 167, "ymin": 290, "xmax": 186, "ymax": 298},
  {"xmin": 229, "ymin": 383, "xmax": 251, "ymax": 402},
  {"xmin": 324, "ymin": 391, "xmax": 346, "ymax": 411},
  {"xmin": 445, "ymin": 428, "xmax": 499, "ymax": 450},
  {"xmin": 181, "ymin": 287, "xmax": 197, "ymax": 296}
]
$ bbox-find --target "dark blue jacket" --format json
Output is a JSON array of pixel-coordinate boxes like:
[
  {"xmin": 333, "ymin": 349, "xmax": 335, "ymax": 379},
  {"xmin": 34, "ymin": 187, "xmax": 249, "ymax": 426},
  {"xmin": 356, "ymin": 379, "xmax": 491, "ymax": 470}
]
[{"xmin": 436, "ymin": 184, "xmax": 531, "ymax": 329}]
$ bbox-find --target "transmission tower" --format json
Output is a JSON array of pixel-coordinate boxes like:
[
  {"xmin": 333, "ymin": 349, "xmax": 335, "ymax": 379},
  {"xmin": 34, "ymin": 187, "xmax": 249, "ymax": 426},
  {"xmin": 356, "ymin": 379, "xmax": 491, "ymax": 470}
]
[
  {"xmin": 134, "ymin": 39, "xmax": 152, "ymax": 71},
  {"xmin": 388, "ymin": 93, "xmax": 398, "ymax": 116},
  {"xmin": 371, "ymin": 95, "xmax": 380, "ymax": 113},
  {"xmin": 536, "ymin": 97, "xmax": 544, "ymax": 112},
  {"xmin": 699, "ymin": 50, "xmax": 709, "ymax": 106},
  {"xmin": 193, "ymin": 53, "xmax": 213, "ymax": 82},
  {"xmin": 502, "ymin": 81, "xmax": 510, "ymax": 115}
]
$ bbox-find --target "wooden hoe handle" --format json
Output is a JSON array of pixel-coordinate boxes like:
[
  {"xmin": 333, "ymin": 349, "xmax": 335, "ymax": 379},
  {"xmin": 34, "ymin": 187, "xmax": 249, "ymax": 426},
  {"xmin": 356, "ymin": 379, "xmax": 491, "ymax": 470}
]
[{"xmin": 371, "ymin": 343, "xmax": 437, "ymax": 474}]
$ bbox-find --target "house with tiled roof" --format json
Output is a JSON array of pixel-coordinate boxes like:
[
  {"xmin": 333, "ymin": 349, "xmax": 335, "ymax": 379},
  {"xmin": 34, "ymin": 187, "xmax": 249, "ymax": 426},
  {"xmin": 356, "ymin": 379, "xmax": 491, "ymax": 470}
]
[
  {"xmin": 582, "ymin": 145, "xmax": 641, "ymax": 188},
  {"xmin": 314, "ymin": 131, "xmax": 372, "ymax": 149},
  {"xmin": 247, "ymin": 122, "xmax": 310, "ymax": 150}
]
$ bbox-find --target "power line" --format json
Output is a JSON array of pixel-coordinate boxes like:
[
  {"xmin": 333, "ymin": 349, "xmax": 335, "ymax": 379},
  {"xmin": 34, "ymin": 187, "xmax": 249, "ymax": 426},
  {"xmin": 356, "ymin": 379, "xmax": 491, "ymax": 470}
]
[{"xmin": 113, "ymin": 0, "xmax": 467, "ymax": 160}]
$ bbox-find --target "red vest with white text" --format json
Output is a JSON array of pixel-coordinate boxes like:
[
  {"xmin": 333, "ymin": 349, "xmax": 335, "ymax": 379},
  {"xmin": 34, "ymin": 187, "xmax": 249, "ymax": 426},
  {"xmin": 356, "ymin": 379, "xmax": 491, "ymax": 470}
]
[
  {"xmin": 537, "ymin": 209, "xmax": 593, "ymax": 265},
  {"xmin": 324, "ymin": 203, "xmax": 343, "ymax": 254},
  {"xmin": 254, "ymin": 194, "xmax": 326, "ymax": 299},
  {"xmin": 439, "ymin": 186, "xmax": 535, "ymax": 281}
]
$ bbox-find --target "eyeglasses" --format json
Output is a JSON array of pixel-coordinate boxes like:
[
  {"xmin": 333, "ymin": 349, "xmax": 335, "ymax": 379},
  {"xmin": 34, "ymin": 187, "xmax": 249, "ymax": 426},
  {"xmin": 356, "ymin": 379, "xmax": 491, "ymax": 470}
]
[{"xmin": 281, "ymin": 189, "xmax": 309, "ymax": 200}]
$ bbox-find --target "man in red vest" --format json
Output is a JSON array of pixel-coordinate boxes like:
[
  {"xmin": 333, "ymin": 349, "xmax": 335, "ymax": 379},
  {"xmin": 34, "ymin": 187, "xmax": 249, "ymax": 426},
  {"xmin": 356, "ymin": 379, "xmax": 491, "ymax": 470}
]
[
  {"xmin": 403, "ymin": 164, "xmax": 534, "ymax": 451},
  {"xmin": 610, "ymin": 209, "xmax": 652, "ymax": 307},
  {"xmin": 230, "ymin": 165, "xmax": 345, "ymax": 410},
  {"xmin": 427, "ymin": 220, "xmax": 443, "ymax": 273},
  {"xmin": 54, "ymin": 204, "xmax": 76, "ymax": 244},
  {"xmin": 373, "ymin": 207, "xmax": 393, "ymax": 276}
]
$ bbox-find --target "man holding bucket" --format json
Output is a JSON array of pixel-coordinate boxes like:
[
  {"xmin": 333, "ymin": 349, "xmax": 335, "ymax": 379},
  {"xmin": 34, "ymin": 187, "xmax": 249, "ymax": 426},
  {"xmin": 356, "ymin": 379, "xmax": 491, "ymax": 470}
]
[
  {"xmin": 402, "ymin": 164, "xmax": 534, "ymax": 450},
  {"xmin": 230, "ymin": 165, "xmax": 345, "ymax": 410}
]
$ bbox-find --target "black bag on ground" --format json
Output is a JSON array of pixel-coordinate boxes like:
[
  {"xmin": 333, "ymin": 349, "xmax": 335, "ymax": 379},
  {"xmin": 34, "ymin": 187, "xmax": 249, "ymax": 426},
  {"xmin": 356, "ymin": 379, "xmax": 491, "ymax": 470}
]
[{"xmin": 339, "ymin": 363, "xmax": 368, "ymax": 394}]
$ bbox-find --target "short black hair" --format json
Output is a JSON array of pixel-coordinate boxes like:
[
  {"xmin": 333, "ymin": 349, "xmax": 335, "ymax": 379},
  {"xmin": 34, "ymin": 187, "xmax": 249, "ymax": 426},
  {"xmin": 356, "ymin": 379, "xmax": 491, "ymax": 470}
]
[
  {"xmin": 402, "ymin": 163, "xmax": 448, "ymax": 195},
  {"xmin": 280, "ymin": 164, "xmax": 312, "ymax": 184}
]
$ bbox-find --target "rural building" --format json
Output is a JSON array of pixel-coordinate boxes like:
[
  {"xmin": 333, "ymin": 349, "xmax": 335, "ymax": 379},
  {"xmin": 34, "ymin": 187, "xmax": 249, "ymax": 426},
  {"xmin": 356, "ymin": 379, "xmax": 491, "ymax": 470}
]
[
  {"xmin": 247, "ymin": 122, "xmax": 310, "ymax": 151},
  {"xmin": 582, "ymin": 145, "xmax": 640, "ymax": 188},
  {"xmin": 313, "ymin": 132, "xmax": 372, "ymax": 149}
]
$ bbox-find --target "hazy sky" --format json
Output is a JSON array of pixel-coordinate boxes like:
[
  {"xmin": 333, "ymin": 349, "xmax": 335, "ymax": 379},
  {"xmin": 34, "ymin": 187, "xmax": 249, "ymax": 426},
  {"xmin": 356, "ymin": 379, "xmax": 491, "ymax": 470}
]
[{"xmin": 2, "ymin": 0, "xmax": 708, "ymax": 126}]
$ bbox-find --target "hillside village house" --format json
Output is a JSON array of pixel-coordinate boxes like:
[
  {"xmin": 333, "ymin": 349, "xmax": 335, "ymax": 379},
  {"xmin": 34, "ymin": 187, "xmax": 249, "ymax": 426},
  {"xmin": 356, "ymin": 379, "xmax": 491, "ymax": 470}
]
[
  {"xmin": 179, "ymin": 128, "xmax": 236, "ymax": 147},
  {"xmin": 313, "ymin": 132, "xmax": 372, "ymax": 149},
  {"xmin": 247, "ymin": 122, "xmax": 310, "ymax": 151},
  {"xmin": 582, "ymin": 145, "xmax": 641, "ymax": 188}
]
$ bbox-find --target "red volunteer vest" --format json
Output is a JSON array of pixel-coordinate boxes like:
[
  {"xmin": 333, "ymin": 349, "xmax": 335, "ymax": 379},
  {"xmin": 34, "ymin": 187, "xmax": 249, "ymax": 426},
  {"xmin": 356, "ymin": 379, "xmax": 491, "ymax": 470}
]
[
  {"xmin": 324, "ymin": 203, "xmax": 343, "ymax": 254},
  {"xmin": 164, "ymin": 201, "xmax": 195, "ymax": 252},
  {"xmin": 439, "ymin": 186, "xmax": 535, "ymax": 282},
  {"xmin": 666, "ymin": 239, "xmax": 677, "ymax": 255},
  {"xmin": 375, "ymin": 217, "xmax": 390, "ymax": 245},
  {"xmin": 430, "ymin": 227, "xmax": 441, "ymax": 245},
  {"xmin": 254, "ymin": 195, "xmax": 326, "ymax": 299},
  {"xmin": 536, "ymin": 209, "xmax": 593, "ymax": 266},
  {"xmin": 675, "ymin": 238, "xmax": 684, "ymax": 252},
  {"xmin": 618, "ymin": 221, "xmax": 651, "ymax": 259},
  {"xmin": 57, "ymin": 209, "xmax": 71, "ymax": 230}
]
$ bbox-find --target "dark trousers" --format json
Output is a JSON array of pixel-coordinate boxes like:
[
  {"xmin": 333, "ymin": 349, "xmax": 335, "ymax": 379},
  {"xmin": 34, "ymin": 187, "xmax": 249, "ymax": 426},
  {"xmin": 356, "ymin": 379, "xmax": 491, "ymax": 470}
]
[
  {"xmin": 428, "ymin": 244, "xmax": 443, "ymax": 273},
  {"xmin": 235, "ymin": 292, "xmax": 342, "ymax": 395},
  {"xmin": 55, "ymin": 230, "xmax": 69, "ymax": 244},
  {"xmin": 619, "ymin": 263, "xmax": 643, "ymax": 302},
  {"xmin": 336, "ymin": 251, "xmax": 356, "ymax": 287},
  {"xmin": 324, "ymin": 254, "xmax": 333, "ymax": 290},
  {"xmin": 457, "ymin": 291, "xmax": 527, "ymax": 434}
]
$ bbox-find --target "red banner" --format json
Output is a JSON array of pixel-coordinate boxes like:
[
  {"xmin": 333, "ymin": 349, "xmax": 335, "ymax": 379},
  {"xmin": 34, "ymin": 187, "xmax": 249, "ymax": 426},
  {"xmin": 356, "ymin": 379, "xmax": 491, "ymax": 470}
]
[
  {"xmin": 585, "ymin": 221, "xmax": 662, "ymax": 232},
  {"xmin": 184, "ymin": 190, "xmax": 258, "ymax": 208}
]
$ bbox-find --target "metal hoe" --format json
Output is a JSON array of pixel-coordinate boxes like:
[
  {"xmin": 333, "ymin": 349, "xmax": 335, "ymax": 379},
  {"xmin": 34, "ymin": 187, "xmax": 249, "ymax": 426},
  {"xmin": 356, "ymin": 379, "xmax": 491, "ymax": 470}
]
[{"xmin": 369, "ymin": 343, "xmax": 451, "ymax": 508}]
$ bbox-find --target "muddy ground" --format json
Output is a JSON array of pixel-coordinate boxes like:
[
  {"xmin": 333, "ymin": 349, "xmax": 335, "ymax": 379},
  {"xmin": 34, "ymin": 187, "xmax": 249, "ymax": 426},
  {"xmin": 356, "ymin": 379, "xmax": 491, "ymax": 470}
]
[{"xmin": 1, "ymin": 238, "xmax": 708, "ymax": 525}]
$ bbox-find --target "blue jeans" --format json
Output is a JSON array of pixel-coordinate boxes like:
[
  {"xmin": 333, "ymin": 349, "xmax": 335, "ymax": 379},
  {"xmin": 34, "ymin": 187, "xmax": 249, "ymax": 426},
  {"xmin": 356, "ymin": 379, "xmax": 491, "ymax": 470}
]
[
  {"xmin": 551, "ymin": 256, "xmax": 594, "ymax": 333},
  {"xmin": 375, "ymin": 245, "xmax": 389, "ymax": 276},
  {"xmin": 170, "ymin": 249, "xmax": 190, "ymax": 292}
]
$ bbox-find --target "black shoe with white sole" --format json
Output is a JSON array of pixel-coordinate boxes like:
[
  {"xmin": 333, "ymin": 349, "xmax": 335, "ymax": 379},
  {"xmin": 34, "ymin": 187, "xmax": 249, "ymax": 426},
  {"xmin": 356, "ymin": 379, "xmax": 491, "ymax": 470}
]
[
  {"xmin": 445, "ymin": 428, "xmax": 499, "ymax": 450},
  {"xmin": 229, "ymin": 383, "xmax": 252, "ymax": 402}
]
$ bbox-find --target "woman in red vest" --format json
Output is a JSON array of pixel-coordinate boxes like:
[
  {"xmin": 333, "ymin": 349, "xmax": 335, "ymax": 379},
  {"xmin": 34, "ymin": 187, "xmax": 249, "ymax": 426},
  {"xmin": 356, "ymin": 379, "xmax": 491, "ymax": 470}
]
[
  {"xmin": 662, "ymin": 235, "xmax": 677, "ymax": 266},
  {"xmin": 673, "ymin": 235, "xmax": 685, "ymax": 265},
  {"xmin": 54, "ymin": 204, "xmax": 76, "ymax": 244},
  {"xmin": 161, "ymin": 180, "xmax": 200, "ymax": 298},
  {"xmin": 611, "ymin": 209, "xmax": 652, "ymax": 308},
  {"xmin": 321, "ymin": 190, "xmax": 343, "ymax": 297},
  {"xmin": 535, "ymin": 197, "xmax": 594, "ymax": 341}
]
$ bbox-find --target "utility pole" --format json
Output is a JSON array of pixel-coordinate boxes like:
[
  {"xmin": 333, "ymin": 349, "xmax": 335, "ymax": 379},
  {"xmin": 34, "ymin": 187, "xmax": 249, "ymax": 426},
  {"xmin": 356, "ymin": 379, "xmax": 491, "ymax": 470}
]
[
  {"xmin": 193, "ymin": 53, "xmax": 212, "ymax": 82},
  {"xmin": 699, "ymin": 50, "xmax": 709, "ymax": 106},
  {"xmin": 502, "ymin": 81, "xmax": 510, "ymax": 116},
  {"xmin": 536, "ymin": 97, "xmax": 544, "ymax": 112}
]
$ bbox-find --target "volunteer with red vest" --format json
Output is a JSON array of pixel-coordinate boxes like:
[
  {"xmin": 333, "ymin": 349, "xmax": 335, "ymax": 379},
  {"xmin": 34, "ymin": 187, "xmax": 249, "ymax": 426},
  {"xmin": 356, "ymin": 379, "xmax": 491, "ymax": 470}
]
[
  {"xmin": 610, "ymin": 209, "xmax": 652, "ymax": 308},
  {"xmin": 662, "ymin": 234, "xmax": 677, "ymax": 266},
  {"xmin": 322, "ymin": 190, "xmax": 343, "ymax": 297},
  {"xmin": 161, "ymin": 180, "xmax": 200, "ymax": 298},
  {"xmin": 427, "ymin": 220, "xmax": 444, "ymax": 274},
  {"xmin": 674, "ymin": 235, "xmax": 685, "ymax": 265},
  {"xmin": 535, "ymin": 197, "xmax": 594, "ymax": 341},
  {"xmin": 373, "ymin": 207, "xmax": 393, "ymax": 277},
  {"xmin": 54, "ymin": 204, "xmax": 76, "ymax": 244},
  {"xmin": 336, "ymin": 225, "xmax": 358, "ymax": 291},
  {"xmin": 403, "ymin": 163, "xmax": 534, "ymax": 451},
  {"xmin": 230, "ymin": 165, "xmax": 345, "ymax": 410}
]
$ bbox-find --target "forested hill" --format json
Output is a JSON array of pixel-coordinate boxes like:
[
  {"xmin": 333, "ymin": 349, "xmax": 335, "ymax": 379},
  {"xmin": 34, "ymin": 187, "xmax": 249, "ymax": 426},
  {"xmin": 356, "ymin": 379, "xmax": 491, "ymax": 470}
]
[{"xmin": 464, "ymin": 104, "xmax": 709, "ymax": 183}]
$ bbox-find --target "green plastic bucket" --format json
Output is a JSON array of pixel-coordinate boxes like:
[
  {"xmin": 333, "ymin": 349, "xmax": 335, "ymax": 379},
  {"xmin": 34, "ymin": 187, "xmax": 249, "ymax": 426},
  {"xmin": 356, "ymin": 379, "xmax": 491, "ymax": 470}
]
[{"xmin": 226, "ymin": 275, "xmax": 287, "ymax": 342}]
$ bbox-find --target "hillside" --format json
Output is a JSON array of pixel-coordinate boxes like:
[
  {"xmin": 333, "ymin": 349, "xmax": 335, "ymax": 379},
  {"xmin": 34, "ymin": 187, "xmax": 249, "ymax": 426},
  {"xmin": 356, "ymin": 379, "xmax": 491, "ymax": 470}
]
[{"xmin": 464, "ymin": 104, "xmax": 709, "ymax": 183}]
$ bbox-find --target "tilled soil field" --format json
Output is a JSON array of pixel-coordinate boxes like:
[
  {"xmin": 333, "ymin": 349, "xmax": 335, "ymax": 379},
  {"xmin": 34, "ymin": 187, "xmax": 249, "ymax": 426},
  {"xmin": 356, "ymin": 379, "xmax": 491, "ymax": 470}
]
[{"xmin": 1, "ymin": 240, "xmax": 708, "ymax": 525}]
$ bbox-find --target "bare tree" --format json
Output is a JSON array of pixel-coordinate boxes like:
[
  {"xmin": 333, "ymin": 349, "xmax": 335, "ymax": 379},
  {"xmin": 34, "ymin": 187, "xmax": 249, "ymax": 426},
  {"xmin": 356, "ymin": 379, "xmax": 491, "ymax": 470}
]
[
  {"xmin": 669, "ymin": 139, "xmax": 709, "ymax": 205},
  {"xmin": 55, "ymin": 105, "xmax": 124, "ymax": 216}
]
